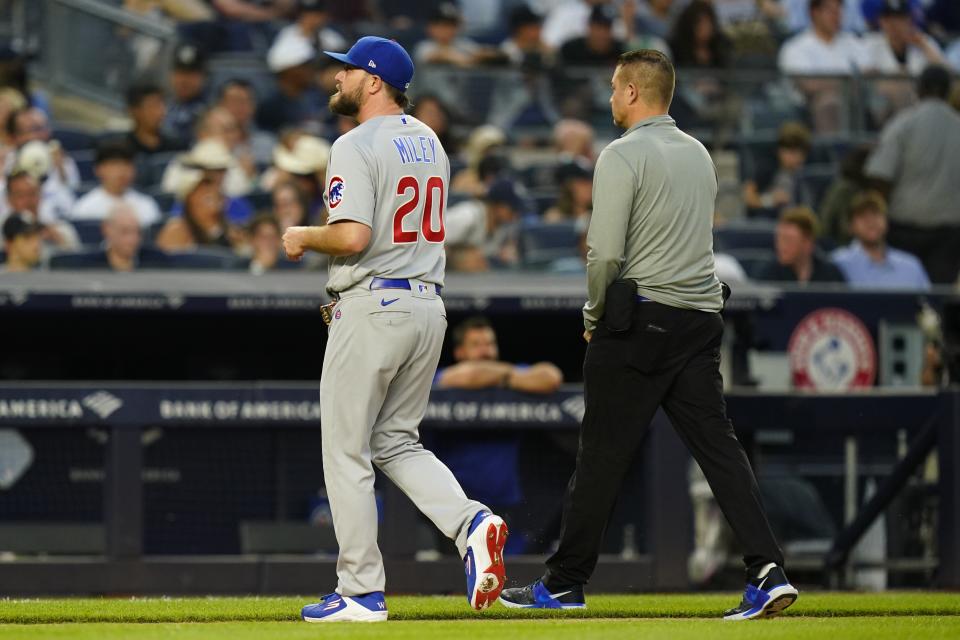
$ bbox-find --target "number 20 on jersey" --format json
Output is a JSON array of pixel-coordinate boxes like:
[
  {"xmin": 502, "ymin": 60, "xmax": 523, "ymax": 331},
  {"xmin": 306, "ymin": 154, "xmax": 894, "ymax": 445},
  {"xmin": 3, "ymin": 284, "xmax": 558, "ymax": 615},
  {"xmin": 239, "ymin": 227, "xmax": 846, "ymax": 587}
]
[{"xmin": 393, "ymin": 176, "xmax": 445, "ymax": 244}]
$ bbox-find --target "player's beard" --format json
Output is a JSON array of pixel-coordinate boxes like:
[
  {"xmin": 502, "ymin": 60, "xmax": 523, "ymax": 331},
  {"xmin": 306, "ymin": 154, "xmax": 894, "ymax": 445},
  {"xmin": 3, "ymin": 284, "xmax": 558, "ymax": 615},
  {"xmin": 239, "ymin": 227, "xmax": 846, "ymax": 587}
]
[{"xmin": 329, "ymin": 83, "xmax": 365, "ymax": 117}]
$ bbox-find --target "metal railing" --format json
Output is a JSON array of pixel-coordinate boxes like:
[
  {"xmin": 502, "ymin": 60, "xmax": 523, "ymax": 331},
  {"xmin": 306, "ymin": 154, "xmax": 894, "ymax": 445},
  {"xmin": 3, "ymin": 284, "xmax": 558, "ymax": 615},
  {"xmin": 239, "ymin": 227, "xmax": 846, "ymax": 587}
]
[{"xmin": 34, "ymin": 0, "xmax": 177, "ymax": 109}]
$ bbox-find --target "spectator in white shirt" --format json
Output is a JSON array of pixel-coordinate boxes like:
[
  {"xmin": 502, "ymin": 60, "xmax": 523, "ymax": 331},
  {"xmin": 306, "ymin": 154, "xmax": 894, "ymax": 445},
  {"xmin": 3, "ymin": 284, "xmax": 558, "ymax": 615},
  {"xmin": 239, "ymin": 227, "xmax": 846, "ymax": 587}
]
[
  {"xmin": 779, "ymin": 0, "xmax": 867, "ymax": 131},
  {"xmin": 783, "ymin": 0, "xmax": 866, "ymax": 34},
  {"xmin": 71, "ymin": 139, "xmax": 162, "ymax": 227},
  {"xmin": 778, "ymin": 0, "xmax": 866, "ymax": 75},
  {"xmin": 542, "ymin": 0, "xmax": 625, "ymax": 49},
  {"xmin": 861, "ymin": 0, "xmax": 945, "ymax": 76}
]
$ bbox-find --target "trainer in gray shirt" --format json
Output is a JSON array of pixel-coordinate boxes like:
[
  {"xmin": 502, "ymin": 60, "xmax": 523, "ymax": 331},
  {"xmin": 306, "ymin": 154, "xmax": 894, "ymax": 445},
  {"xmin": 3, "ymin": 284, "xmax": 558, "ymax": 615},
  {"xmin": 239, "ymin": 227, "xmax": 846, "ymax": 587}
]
[{"xmin": 584, "ymin": 115, "xmax": 722, "ymax": 332}]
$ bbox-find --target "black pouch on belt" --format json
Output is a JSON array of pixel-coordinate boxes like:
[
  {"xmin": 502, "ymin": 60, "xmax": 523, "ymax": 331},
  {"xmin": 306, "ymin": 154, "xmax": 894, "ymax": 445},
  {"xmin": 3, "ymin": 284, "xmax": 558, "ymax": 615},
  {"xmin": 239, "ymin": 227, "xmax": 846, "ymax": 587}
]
[{"xmin": 603, "ymin": 279, "xmax": 636, "ymax": 333}]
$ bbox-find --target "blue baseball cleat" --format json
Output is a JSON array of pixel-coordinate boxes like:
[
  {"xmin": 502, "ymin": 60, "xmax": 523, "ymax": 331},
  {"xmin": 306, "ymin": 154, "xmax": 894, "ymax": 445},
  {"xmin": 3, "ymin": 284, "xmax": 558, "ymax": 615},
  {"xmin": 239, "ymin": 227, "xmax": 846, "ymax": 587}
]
[
  {"xmin": 301, "ymin": 591, "xmax": 388, "ymax": 622},
  {"xmin": 464, "ymin": 510, "xmax": 509, "ymax": 610},
  {"xmin": 498, "ymin": 579, "xmax": 586, "ymax": 609},
  {"xmin": 723, "ymin": 563, "xmax": 799, "ymax": 621}
]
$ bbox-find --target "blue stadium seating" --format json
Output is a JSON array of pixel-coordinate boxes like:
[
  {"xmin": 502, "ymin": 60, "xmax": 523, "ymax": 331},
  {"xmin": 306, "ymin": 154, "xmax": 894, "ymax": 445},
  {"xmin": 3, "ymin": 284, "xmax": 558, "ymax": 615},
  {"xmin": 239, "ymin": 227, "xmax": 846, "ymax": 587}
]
[
  {"xmin": 519, "ymin": 221, "xmax": 579, "ymax": 267},
  {"xmin": 166, "ymin": 249, "xmax": 242, "ymax": 270},
  {"xmin": 714, "ymin": 220, "xmax": 776, "ymax": 253},
  {"xmin": 72, "ymin": 220, "xmax": 105, "ymax": 246},
  {"xmin": 52, "ymin": 127, "xmax": 96, "ymax": 152},
  {"xmin": 73, "ymin": 149, "xmax": 97, "ymax": 183}
]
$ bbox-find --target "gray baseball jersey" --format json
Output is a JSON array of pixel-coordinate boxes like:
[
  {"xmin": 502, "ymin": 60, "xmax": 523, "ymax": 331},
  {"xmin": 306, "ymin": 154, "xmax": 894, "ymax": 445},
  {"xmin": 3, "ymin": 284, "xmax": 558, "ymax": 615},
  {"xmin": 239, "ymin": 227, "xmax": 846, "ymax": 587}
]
[
  {"xmin": 324, "ymin": 114, "xmax": 448, "ymax": 293},
  {"xmin": 318, "ymin": 112, "xmax": 489, "ymax": 597}
]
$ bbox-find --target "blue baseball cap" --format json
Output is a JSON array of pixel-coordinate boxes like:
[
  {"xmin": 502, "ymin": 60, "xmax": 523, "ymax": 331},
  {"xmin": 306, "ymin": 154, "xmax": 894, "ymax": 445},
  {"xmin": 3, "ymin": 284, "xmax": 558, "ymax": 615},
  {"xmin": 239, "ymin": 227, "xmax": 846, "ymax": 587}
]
[{"xmin": 323, "ymin": 36, "xmax": 414, "ymax": 93}]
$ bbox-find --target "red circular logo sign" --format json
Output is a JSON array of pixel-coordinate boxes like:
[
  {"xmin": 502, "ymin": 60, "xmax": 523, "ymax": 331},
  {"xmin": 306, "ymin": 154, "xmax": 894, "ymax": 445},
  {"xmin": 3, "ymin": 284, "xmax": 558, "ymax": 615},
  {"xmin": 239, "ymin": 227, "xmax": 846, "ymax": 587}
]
[{"xmin": 788, "ymin": 308, "xmax": 876, "ymax": 390}]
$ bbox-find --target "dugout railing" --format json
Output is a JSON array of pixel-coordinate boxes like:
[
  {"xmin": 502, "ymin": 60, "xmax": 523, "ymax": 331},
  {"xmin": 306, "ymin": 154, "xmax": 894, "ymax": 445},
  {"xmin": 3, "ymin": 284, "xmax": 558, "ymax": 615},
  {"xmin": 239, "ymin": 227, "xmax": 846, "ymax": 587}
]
[{"xmin": 0, "ymin": 383, "xmax": 957, "ymax": 595}]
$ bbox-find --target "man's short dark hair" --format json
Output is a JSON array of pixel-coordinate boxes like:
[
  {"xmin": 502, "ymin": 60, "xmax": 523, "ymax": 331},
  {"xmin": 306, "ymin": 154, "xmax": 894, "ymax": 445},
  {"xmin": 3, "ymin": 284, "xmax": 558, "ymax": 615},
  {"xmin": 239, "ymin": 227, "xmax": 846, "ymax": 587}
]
[
  {"xmin": 218, "ymin": 77, "xmax": 256, "ymax": 101},
  {"xmin": 126, "ymin": 83, "xmax": 164, "ymax": 109},
  {"xmin": 383, "ymin": 83, "xmax": 410, "ymax": 111},
  {"xmin": 809, "ymin": 0, "xmax": 839, "ymax": 11},
  {"xmin": 452, "ymin": 316, "xmax": 493, "ymax": 347},
  {"xmin": 616, "ymin": 49, "xmax": 675, "ymax": 108},
  {"xmin": 248, "ymin": 213, "xmax": 281, "ymax": 235},
  {"xmin": 95, "ymin": 137, "xmax": 136, "ymax": 165},
  {"xmin": 917, "ymin": 65, "xmax": 952, "ymax": 100}
]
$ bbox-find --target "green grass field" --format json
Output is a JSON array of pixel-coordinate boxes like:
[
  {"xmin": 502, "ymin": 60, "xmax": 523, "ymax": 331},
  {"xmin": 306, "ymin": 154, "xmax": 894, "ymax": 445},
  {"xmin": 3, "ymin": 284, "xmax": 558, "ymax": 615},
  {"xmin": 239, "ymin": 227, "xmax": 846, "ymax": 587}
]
[{"xmin": 1, "ymin": 593, "xmax": 958, "ymax": 639}]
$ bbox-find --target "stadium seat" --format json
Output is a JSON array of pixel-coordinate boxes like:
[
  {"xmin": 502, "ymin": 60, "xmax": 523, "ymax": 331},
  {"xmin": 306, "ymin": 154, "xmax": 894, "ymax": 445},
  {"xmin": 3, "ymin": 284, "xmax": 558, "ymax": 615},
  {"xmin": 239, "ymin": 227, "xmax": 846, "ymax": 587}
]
[
  {"xmin": 52, "ymin": 127, "xmax": 96, "ymax": 152},
  {"xmin": 150, "ymin": 191, "xmax": 175, "ymax": 215},
  {"xmin": 519, "ymin": 221, "xmax": 579, "ymax": 267},
  {"xmin": 713, "ymin": 220, "xmax": 776, "ymax": 252},
  {"xmin": 164, "ymin": 248, "xmax": 243, "ymax": 270},
  {"xmin": 72, "ymin": 220, "xmax": 105, "ymax": 246},
  {"xmin": 48, "ymin": 251, "xmax": 104, "ymax": 270},
  {"xmin": 73, "ymin": 149, "xmax": 96, "ymax": 182}
]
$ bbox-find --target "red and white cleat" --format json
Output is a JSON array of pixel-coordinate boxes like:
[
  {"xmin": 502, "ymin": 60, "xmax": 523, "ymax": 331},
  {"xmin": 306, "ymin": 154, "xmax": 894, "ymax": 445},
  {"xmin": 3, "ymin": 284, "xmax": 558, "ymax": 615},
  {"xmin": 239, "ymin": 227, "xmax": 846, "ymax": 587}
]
[{"xmin": 463, "ymin": 511, "xmax": 508, "ymax": 610}]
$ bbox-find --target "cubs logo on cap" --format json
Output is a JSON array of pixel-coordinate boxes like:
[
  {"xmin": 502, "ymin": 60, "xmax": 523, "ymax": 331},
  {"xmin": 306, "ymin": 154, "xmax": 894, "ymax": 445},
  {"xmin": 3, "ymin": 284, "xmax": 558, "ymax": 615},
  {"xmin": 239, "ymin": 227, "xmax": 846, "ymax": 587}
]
[
  {"xmin": 323, "ymin": 36, "xmax": 415, "ymax": 92},
  {"xmin": 328, "ymin": 175, "xmax": 345, "ymax": 209}
]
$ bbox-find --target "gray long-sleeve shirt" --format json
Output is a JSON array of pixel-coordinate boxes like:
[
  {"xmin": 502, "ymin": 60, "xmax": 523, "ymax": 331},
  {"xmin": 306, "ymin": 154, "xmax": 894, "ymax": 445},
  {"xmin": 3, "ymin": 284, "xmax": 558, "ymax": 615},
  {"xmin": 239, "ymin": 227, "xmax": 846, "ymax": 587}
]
[{"xmin": 583, "ymin": 115, "xmax": 723, "ymax": 332}]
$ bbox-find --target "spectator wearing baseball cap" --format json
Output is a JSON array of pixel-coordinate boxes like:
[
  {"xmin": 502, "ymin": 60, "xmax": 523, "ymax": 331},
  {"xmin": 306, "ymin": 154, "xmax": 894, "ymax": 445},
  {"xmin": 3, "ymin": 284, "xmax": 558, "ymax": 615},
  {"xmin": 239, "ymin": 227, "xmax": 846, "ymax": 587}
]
[
  {"xmin": 865, "ymin": 65, "xmax": 960, "ymax": 283},
  {"xmin": 559, "ymin": 5, "xmax": 625, "ymax": 66},
  {"xmin": 1, "ymin": 211, "xmax": 42, "ymax": 272},
  {"xmin": 70, "ymin": 138, "xmax": 162, "ymax": 227},
  {"xmin": 830, "ymin": 190, "xmax": 930, "ymax": 289},
  {"xmin": 861, "ymin": 0, "xmax": 945, "ymax": 76},
  {"xmin": 445, "ymin": 178, "xmax": 526, "ymax": 272},
  {"xmin": 412, "ymin": 3, "xmax": 484, "ymax": 68},
  {"xmin": 257, "ymin": 34, "xmax": 323, "ymax": 133},
  {"xmin": 163, "ymin": 43, "xmax": 211, "ymax": 146},
  {"xmin": 544, "ymin": 158, "xmax": 593, "ymax": 225}
]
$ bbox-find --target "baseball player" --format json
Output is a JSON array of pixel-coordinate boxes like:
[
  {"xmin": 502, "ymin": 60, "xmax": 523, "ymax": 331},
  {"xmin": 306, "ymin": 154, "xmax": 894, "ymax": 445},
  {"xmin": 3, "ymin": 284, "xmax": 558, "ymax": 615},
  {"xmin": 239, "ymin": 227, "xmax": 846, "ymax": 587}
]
[{"xmin": 281, "ymin": 36, "xmax": 508, "ymax": 623}]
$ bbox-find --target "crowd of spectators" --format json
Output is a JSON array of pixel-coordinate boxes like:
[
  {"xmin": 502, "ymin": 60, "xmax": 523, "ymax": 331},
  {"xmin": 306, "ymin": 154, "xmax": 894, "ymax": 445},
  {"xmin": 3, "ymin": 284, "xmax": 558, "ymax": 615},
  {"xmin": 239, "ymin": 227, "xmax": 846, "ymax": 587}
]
[{"xmin": 0, "ymin": 0, "xmax": 958, "ymax": 288}]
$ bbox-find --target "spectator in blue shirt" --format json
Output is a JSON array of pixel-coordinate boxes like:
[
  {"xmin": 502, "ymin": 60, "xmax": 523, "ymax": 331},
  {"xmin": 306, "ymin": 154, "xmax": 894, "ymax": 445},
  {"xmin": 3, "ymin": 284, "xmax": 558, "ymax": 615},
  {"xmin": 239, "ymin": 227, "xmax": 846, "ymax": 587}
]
[
  {"xmin": 831, "ymin": 190, "xmax": 931, "ymax": 290},
  {"xmin": 430, "ymin": 317, "xmax": 563, "ymax": 553}
]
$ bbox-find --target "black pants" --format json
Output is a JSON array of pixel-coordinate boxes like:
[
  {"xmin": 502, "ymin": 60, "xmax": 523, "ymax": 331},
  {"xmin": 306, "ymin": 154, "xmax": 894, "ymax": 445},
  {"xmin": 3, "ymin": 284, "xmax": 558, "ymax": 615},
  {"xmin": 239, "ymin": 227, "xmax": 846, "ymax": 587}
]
[
  {"xmin": 888, "ymin": 223, "xmax": 960, "ymax": 285},
  {"xmin": 542, "ymin": 302, "xmax": 783, "ymax": 589}
]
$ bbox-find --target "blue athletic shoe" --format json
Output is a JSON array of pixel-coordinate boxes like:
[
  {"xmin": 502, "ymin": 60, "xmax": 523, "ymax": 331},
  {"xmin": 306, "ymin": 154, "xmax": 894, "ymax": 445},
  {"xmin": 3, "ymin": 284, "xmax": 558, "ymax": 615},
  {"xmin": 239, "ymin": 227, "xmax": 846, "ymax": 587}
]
[
  {"xmin": 723, "ymin": 564, "xmax": 799, "ymax": 621},
  {"xmin": 498, "ymin": 579, "xmax": 586, "ymax": 610},
  {"xmin": 464, "ymin": 510, "xmax": 508, "ymax": 610},
  {"xmin": 301, "ymin": 592, "xmax": 388, "ymax": 622}
]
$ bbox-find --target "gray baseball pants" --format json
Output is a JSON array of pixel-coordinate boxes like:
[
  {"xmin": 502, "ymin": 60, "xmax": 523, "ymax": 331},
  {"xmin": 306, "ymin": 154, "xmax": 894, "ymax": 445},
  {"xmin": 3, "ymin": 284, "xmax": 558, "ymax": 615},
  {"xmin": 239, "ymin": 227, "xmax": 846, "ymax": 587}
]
[{"xmin": 320, "ymin": 282, "xmax": 487, "ymax": 596}]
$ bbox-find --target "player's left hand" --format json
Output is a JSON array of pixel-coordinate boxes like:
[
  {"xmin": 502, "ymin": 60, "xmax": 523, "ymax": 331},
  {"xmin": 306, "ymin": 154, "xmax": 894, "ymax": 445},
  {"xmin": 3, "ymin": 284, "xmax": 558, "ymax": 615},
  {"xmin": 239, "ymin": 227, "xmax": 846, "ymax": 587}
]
[
  {"xmin": 282, "ymin": 226, "xmax": 308, "ymax": 261},
  {"xmin": 583, "ymin": 330, "xmax": 592, "ymax": 343}
]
